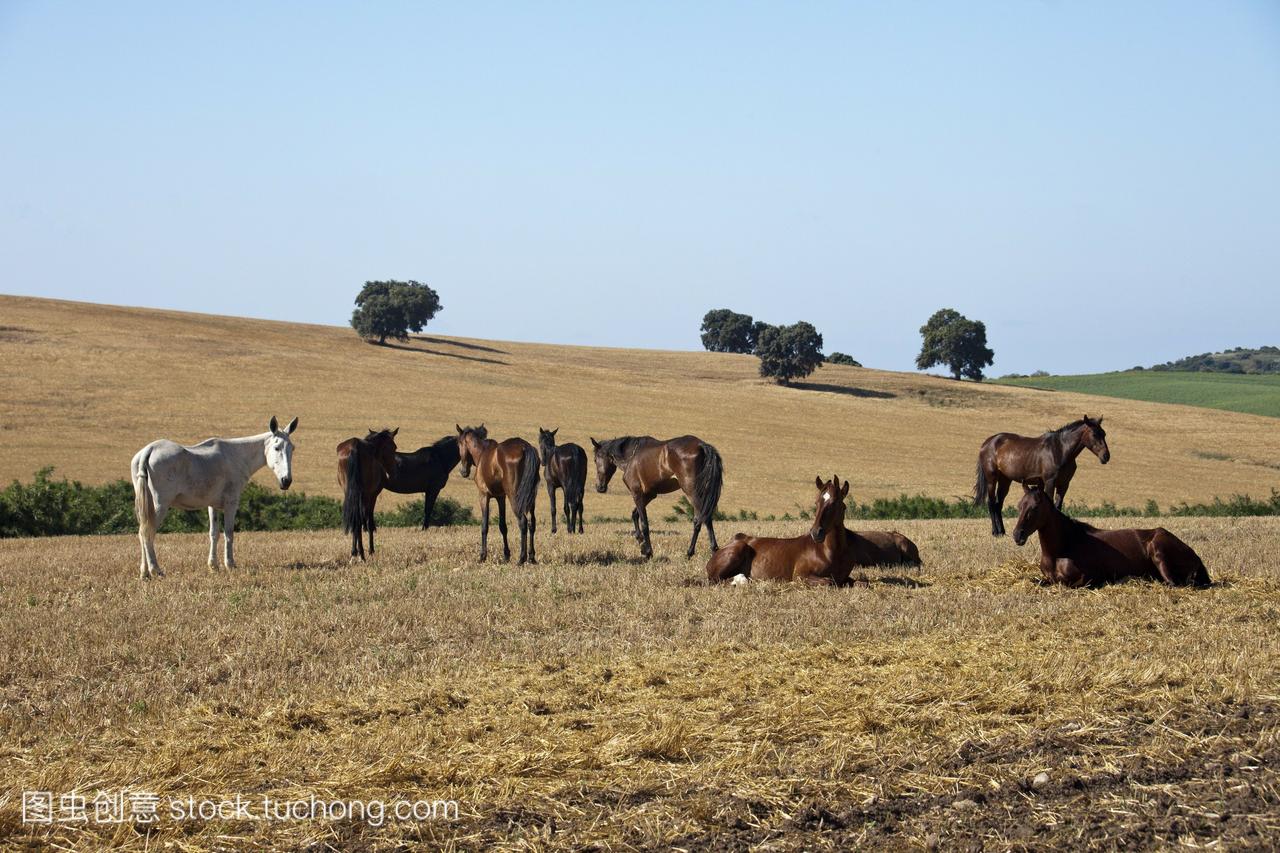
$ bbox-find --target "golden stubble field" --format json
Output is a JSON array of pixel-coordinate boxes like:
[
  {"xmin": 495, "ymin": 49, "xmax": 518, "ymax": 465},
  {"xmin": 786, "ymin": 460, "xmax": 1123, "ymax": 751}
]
[
  {"xmin": 2, "ymin": 294, "xmax": 1278, "ymax": 518},
  {"xmin": 2, "ymin": 516, "xmax": 1279, "ymax": 849}
]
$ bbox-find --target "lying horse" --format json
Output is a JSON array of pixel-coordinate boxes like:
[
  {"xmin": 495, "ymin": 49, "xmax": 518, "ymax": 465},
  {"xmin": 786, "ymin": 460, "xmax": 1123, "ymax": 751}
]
[
  {"xmin": 131, "ymin": 416, "xmax": 298, "ymax": 578},
  {"xmin": 845, "ymin": 528, "xmax": 922, "ymax": 567},
  {"xmin": 337, "ymin": 428, "xmax": 398, "ymax": 560},
  {"xmin": 383, "ymin": 433, "xmax": 460, "ymax": 532},
  {"xmin": 591, "ymin": 434, "xmax": 723, "ymax": 559},
  {"xmin": 975, "ymin": 415, "xmax": 1110, "ymax": 536},
  {"xmin": 457, "ymin": 424, "xmax": 540, "ymax": 564},
  {"xmin": 707, "ymin": 476, "xmax": 851, "ymax": 585},
  {"xmin": 539, "ymin": 427, "xmax": 587, "ymax": 534},
  {"xmin": 1011, "ymin": 484, "xmax": 1210, "ymax": 587}
]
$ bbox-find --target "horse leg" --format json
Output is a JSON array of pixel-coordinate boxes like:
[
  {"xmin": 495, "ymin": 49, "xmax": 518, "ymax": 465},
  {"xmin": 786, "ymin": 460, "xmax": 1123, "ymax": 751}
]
[
  {"xmin": 527, "ymin": 507, "xmax": 537, "ymax": 564},
  {"xmin": 638, "ymin": 495, "xmax": 654, "ymax": 559},
  {"xmin": 207, "ymin": 508, "xmax": 220, "ymax": 569},
  {"xmin": 1053, "ymin": 479, "xmax": 1069, "ymax": 511},
  {"xmin": 478, "ymin": 497, "xmax": 490, "ymax": 562},
  {"xmin": 706, "ymin": 516, "xmax": 719, "ymax": 552},
  {"xmin": 547, "ymin": 481, "xmax": 557, "ymax": 534},
  {"xmin": 145, "ymin": 505, "xmax": 167, "ymax": 578},
  {"xmin": 706, "ymin": 540, "xmax": 749, "ymax": 583},
  {"xmin": 422, "ymin": 491, "xmax": 438, "ymax": 531},
  {"xmin": 366, "ymin": 492, "xmax": 377, "ymax": 556},
  {"xmin": 631, "ymin": 508, "xmax": 643, "ymax": 541},
  {"xmin": 994, "ymin": 478, "xmax": 1011, "ymax": 535},
  {"xmin": 223, "ymin": 498, "xmax": 239, "ymax": 569},
  {"xmin": 686, "ymin": 520, "xmax": 702, "ymax": 559},
  {"xmin": 498, "ymin": 498, "xmax": 511, "ymax": 561},
  {"xmin": 988, "ymin": 474, "xmax": 1005, "ymax": 536},
  {"xmin": 576, "ymin": 498, "xmax": 584, "ymax": 533}
]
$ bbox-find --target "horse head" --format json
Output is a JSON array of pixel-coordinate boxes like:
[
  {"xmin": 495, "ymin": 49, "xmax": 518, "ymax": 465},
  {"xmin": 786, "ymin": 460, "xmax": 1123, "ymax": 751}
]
[
  {"xmin": 456, "ymin": 424, "xmax": 486, "ymax": 478},
  {"xmin": 1011, "ymin": 481, "xmax": 1051, "ymax": 546},
  {"xmin": 590, "ymin": 437, "xmax": 618, "ymax": 494},
  {"xmin": 266, "ymin": 416, "xmax": 299, "ymax": 490},
  {"xmin": 811, "ymin": 475, "xmax": 849, "ymax": 543},
  {"xmin": 1081, "ymin": 414, "xmax": 1109, "ymax": 464}
]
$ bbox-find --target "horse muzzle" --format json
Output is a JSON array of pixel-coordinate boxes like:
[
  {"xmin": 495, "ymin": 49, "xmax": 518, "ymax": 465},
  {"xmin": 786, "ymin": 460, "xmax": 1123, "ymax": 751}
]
[
  {"xmin": 596, "ymin": 484, "xmax": 608, "ymax": 494},
  {"xmin": 1012, "ymin": 530, "xmax": 1027, "ymax": 546},
  {"xmin": 810, "ymin": 527, "xmax": 824, "ymax": 543},
  {"xmin": 1100, "ymin": 451, "xmax": 1111, "ymax": 464},
  {"xmin": 279, "ymin": 476, "xmax": 292, "ymax": 490}
]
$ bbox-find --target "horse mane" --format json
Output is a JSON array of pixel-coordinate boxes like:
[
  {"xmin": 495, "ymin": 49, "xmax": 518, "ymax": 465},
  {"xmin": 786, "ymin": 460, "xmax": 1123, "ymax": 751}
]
[
  {"xmin": 600, "ymin": 436, "xmax": 639, "ymax": 462},
  {"xmin": 1045, "ymin": 419, "xmax": 1087, "ymax": 438},
  {"xmin": 430, "ymin": 433, "xmax": 458, "ymax": 450},
  {"xmin": 1051, "ymin": 501, "xmax": 1097, "ymax": 542},
  {"xmin": 363, "ymin": 428, "xmax": 397, "ymax": 444}
]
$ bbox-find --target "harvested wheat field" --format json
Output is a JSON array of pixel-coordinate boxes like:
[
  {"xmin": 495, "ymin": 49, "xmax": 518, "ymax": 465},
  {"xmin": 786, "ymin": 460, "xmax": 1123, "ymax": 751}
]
[
  {"xmin": 2, "ymin": 295, "xmax": 1278, "ymax": 517},
  {"xmin": 2, "ymin": 516, "xmax": 1279, "ymax": 849}
]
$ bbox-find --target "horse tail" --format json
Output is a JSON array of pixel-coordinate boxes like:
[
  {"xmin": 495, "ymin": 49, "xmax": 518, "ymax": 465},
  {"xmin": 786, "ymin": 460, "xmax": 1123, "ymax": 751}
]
[
  {"xmin": 133, "ymin": 446, "xmax": 157, "ymax": 536},
  {"xmin": 972, "ymin": 454, "xmax": 988, "ymax": 505},
  {"xmin": 514, "ymin": 443, "xmax": 540, "ymax": 519},
  {"xmin": 342, "ymin": 448, "xmax": 366, "ymax": 536},
  {"xmin": 693, "ymin": 442, "xmax": 724, "ymax": 524},
  {"xmin": 566, "ymin": 446, "xmax": 587, "ymax": 506}
]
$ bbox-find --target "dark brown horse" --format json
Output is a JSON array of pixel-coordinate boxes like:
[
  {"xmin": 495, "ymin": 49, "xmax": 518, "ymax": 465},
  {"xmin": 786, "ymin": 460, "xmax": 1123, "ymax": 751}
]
[
  {"xmin": 538, "ymin": 427, "xmax": 586, "ymax": 534},
  {"xmin": 383, "ymin": 434, "xmax": 460, "ymax": 532},
  {"xmin": 1011, "ymin": 484, "xmax": 1210, "ymax": 587},
  {"xmin": 844, "ymin": 528, "xmax": 922, "ymax": 567},
  {"xmin": 707, "ymin": 476, "xmax": 851, "ymax": 585},
  {"xmin": 590, "ymin": 434, "xmax": 723, "ymax": 559},
  {"xmin": 975, "ymin": 415, "xmax": 1110, "ymax": 536},
  {"xmin": 337, "ymin": 428, "xmax": 399, "ymax": 560},
  {"xmin": 456, "ymin": 424, "xmax": 540, "ymax": 564}
]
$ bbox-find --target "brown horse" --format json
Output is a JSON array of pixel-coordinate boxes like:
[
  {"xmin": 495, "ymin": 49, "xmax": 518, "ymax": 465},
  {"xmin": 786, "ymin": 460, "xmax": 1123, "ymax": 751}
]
[
  {"xmin": 975, "ymin": 415, "xmax": 1110, "ymax": 536},
  {"xmin": 706, "ymin": 476, "xmax": 851, "ymax": 585},
  {"xmin": 456, "ymin": 424, "xmax": 540, "ymax": 564},
  {"xmin": 538, "ymin": 427, "xmax": 586, "ymax": 534},
  {"xmin": 336, "ymin": 428, "xmax": 399, "ymax": 560},
  {"xmin": 845, "ymin": 529, "xmax": 922, "ymax": 567},
  {"xmin": 1011, "ymin": 484, "xmax": 1210, "ymax": 587},
  {"xmin": 590, "ymin": 434, "xmax": 723, "ymax": 559}
]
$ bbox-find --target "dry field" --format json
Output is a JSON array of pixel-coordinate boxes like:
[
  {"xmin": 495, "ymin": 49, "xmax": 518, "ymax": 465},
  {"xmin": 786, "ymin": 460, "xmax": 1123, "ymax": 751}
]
[
  {"xmin": 2, "ymin": 516, "xmax": 1279, "ymax": 849},
  {"xmin": 2, "ymin": 295, "xmax": 1279, "ymax": 519}
]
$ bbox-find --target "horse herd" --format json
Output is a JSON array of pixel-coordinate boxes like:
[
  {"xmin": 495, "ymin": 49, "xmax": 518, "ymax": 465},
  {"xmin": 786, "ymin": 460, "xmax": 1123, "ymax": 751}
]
[{"xmin": 129, "ymin": 414, "xmax": 1211, "ymax": 588}]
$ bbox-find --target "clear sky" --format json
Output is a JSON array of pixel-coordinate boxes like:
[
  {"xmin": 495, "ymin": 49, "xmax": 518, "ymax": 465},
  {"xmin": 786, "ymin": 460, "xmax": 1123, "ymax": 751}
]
[{"xmin": 2, "ymin": 1, "xmax": 1278, "ymax": 375}]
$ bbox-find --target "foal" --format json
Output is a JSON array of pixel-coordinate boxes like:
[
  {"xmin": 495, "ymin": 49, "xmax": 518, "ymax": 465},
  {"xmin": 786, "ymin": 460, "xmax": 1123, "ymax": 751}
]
[
  {"xmin": 457, "ymin": 424, "xmax": 540, "ymax": 564},
  {"xmin": 538, "ymin": 427, "xmax": 587, "ymax": 534},
  {"xmin": 706, "ymin": 476, "xmax": 852, "ymax": 585},
  {"xmin": 1011, "ymin": 484, "xmax": 1210, "ymax": 587}
]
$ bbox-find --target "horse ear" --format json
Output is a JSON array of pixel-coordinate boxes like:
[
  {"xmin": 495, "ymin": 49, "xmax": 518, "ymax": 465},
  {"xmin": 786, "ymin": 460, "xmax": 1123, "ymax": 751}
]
[
  {"xmin": 591, "ymin": 437, "xmax": 600, "ymax": 449},
  {"xmin": 840, "ymin": 480, "xmax": 850, "ymax": 499},
  {"xmin": 456, "ymin": 424, "xmax": 463, "ymax": 434},
  {"xmin": 269, "ymin": 416, "xmax": 279, "ymax": 435},
  {"xmin": 551, "ymin": 428, "xmax": 558, "ymax": 437},
  {"xmin": 391, "ymin": 427, "xmax": 399, "ymax": 437},
  {"xmin": 815, "ymin": 475, "xmax": 824, "ymax": 490},
  {"xmin": 1096, "ymin": 415, "xmax": 1104, "ymax": 424},
  {"xmin": 286, "ymin": 417, "xmax": 298, "ymax": 434}
]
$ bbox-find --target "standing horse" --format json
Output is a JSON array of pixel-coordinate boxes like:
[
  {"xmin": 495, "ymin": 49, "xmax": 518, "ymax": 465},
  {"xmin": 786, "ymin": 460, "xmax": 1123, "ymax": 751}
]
[
  {"xmin": 707, "ymin": 476, "xmax": 851, "ymax": 585},
  {"xmin": 336, "ymin": 428, "xmax": 398, "ymax": 560},
  {"xmin": 1011, "ymin": 484, "xmax": 1210, "ymax": 587},
  {"xmin": 974, "ymin": 415, "xmax": 1110, "ymax": 536},
  {"xmin": 131, "ymin": 416, "xmax": 298, "ymax": 579},
  {"xmin": 538, "ymin": 427, "xmax": 587, "ymax": 534},
  {"xmin": 456, "ymin": 424, "xmax": 540, "ymax": 564},
  {"xmin": 590, "ymin": 434, "xmax": 723, "ymax": 559},
  {"xmin": 383, "ymin": 434, "xmax": 461, "ymax": 531}
]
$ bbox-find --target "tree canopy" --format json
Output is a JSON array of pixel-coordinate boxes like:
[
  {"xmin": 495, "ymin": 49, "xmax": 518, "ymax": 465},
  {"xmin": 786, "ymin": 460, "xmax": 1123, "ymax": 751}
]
[
  {"xmin": 915, "ymin": 308, "xmax": 994, "ymax": 381},
  {"xmin": 699, "ymin": 309, "xmax": 757, "ymax": 354},
  {"xmin": 755, "ymin": 321, "xmax": 825, "ymax": 385},
  {"xmin": 350, "ymin": 280, "xmax": 442, "ymax": 344}
]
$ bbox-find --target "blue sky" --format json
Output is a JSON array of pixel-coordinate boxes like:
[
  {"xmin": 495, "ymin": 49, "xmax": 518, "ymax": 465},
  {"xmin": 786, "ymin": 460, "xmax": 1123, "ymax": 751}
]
[{"xmin": 2, "ymin": 1, "xmax": 1278, "ymax": 375}]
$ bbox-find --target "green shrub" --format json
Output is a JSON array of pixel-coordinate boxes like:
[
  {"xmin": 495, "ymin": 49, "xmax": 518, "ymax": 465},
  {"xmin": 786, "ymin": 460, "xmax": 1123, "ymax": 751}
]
[{"xmin": 0, "ymin": 469, "xmax": 472, "ymax": 538}]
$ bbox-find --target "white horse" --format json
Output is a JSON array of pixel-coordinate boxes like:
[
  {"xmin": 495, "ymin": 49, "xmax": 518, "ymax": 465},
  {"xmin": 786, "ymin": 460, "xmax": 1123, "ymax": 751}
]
[{"xmin": 130, "ymin": 416, "xmax": 298, "ymax": 579}]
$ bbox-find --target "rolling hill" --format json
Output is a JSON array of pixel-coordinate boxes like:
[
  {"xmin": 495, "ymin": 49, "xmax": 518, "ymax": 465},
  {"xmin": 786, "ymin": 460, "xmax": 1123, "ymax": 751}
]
[
  {"xmin": 995, "ymin": 371, "xmax": 1280, "ymax": 419},
  {"xmin": 2, "ymin": 294, "xmax": 1278, "ymax": 516}
]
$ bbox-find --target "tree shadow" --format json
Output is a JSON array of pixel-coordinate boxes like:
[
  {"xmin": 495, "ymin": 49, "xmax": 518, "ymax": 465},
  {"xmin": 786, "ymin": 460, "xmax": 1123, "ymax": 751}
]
[
  {"xmin": 378, "ymin": 340, "xmax": 509, "ymax": 365},
  {"xmin": 412, "ymin": 335, "xmax": 509, "ymax": 355},
  {"xmin": 789, "ymin": 382, "xmax": 896, "ymax": 399}
]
